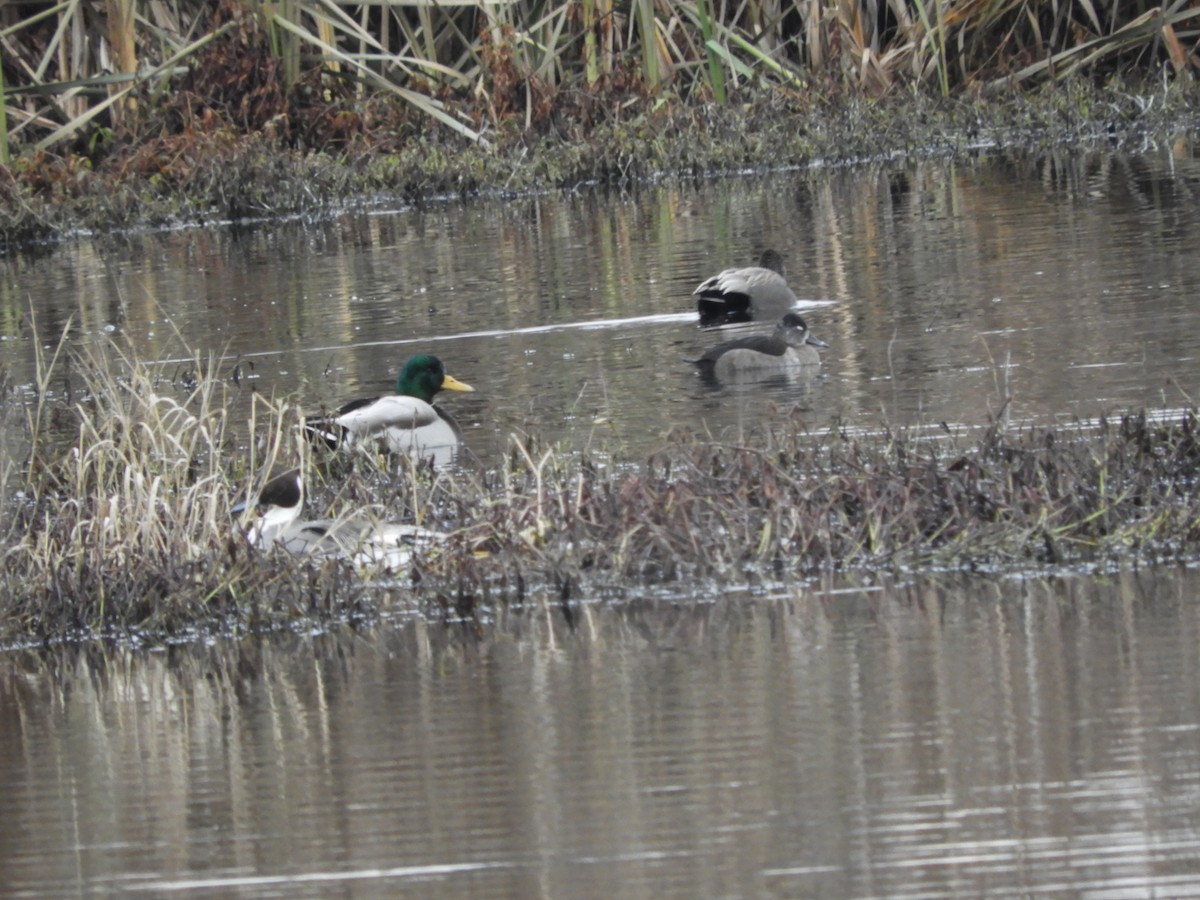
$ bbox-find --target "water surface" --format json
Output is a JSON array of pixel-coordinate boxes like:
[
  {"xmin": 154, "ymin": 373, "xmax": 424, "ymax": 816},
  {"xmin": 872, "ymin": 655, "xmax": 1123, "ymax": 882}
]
[
  {"xmin": 3, "ymin": 569, "xmax": 1200, "ymax": 896},
  {"xmin": 4, "ymin": 147, "xmax": 1200, "ymax": 464}
]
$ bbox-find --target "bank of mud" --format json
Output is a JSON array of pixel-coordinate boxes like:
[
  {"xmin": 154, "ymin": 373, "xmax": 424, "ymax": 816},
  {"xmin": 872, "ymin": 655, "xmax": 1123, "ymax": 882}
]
[{"xmin": 2, "ymin": 74, "xmax": 1198, "ymax": 252}]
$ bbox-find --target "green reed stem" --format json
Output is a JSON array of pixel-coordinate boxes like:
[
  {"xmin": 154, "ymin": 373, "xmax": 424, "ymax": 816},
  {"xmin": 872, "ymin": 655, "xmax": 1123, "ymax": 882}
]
[
  {"xmin": 695, "ymin": 0, "xmax": 726, "ymax": 102},
  {"xmin": 0, "ymin": 59, "xmax": 9, "ymax": 164},
  {"xmin": 912, "ymin": 0, "xmax": 949, "ymax": 96}
]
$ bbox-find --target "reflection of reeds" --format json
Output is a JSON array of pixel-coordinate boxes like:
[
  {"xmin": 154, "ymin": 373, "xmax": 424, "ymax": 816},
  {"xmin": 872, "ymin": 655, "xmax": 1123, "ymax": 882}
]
[
  {"xmin": 2, "ymin": 2, "xmax": 1198, "ymax": 155},
  {"xmin": 4, "ymin": 330, "xmax": 1200, "ymax": 646}
]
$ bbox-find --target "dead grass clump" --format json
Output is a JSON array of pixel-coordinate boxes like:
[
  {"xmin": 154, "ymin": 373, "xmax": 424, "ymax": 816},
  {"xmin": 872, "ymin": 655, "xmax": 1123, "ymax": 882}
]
[
  {"xmin": 3, "ymin": 0, "xmax": 1198, "ymax": 250},
  {"xmin": 0, "ymin": 331, "xmax": 348, "ymax": 642},
  {"xmin": 4, "ymin": 0, "xmax": 1197, "ymax": 163},
  {"xmin": 3, "ymin": 329, "xmax": 1199, "ymax": 645},
  {"xmin": 412, "ymin": 412, "xmax": 1200, "ymax": 613}
]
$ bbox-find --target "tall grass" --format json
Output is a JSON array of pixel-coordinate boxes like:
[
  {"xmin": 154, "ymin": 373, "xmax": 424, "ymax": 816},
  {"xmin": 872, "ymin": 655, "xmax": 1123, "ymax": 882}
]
[
  {"xmin": 1, "ymin": 1, "xmax": 1197, "ymax": 156},
  {"xmin": 694, "ymin": 0, "xmax": 727, "ymax": 103},
  {"xmin": 0, "ymin": 60, "xmax": 9, "ymax": 164},
  {"xmin": 4, "ymin": 329, "xmax": 310, "ymax": 638}
]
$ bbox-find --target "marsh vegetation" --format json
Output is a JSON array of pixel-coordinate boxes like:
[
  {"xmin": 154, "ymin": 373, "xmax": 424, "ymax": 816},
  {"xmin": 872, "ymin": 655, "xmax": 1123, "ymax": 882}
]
[
  {"xmin": 2, "ymin": 1, "xmax": 1199, "ymax": 245},
  {"xmin": 3, "ymin": 330, "xmax": 1199, "ymax": 646},
  {"xmin": 4, "ymin": 1, "xmax": 1199, "ymax": 643}
]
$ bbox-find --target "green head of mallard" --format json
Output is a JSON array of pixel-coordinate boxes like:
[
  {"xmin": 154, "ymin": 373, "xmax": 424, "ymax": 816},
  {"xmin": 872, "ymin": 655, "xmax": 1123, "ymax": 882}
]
[{"xmin": 394, "ymin": 355, "xmax": 474, "ymax": 403}]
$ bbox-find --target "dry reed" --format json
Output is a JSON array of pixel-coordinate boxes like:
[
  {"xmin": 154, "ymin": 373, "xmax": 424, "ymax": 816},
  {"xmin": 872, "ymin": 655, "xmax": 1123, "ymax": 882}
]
[
  {"xmin": 2, "ymin": 0, "xmax": 1197, "ymax": 157},
  {"xmin": 413, "ymin": 410, "xmax": 1200, "ymax": 612},
  {"xmin": 3, "ymin": 332, "xmax": 1199, "ymax": 647}
]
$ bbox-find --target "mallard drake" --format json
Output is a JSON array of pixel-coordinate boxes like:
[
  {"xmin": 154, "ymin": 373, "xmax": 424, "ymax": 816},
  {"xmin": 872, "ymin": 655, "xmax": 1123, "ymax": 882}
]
[
  {"xmin": 694, "ymin": 249, "xmax": 800, "ymax": 327},
  {"xmin": 306, "ymin": 354, "xmax": 474, "ymax": 460},
  {"xmin": 691, "ymin": 312, "xmax": 827, "ymax": 381},
  {"xmin": 235, "ymin": 469, "xmax": 441, "ymax": 569}
]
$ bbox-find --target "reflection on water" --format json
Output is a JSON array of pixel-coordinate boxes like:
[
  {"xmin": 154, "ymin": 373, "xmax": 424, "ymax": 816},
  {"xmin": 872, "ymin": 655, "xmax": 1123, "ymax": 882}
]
[
  {"xmin": 3, "ymin": 146, "xmax": 1200, "ymax": 466},
  {"xmin": 3, "ymin": 569, "xmax": 1200, "ymax": 895}
]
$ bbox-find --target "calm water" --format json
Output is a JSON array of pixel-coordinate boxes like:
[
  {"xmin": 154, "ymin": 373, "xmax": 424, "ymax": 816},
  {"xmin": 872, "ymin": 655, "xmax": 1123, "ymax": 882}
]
[
  {"xmin": 3, "ymin": 147, "xmax": 1200, "ymax": 462},
  {"xmin": 4, "ymin": 570, "xmax": 1200, "ymax": 896},
  {"xmin": 4, "ymin": 145, "xmax": 1200, "ymax": 895}
]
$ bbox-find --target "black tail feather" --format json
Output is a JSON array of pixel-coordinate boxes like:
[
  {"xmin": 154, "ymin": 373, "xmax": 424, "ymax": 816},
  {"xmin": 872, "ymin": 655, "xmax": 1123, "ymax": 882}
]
[
  {"xmin": 697, "ymin": 292, "xmax": 754, "ymax": 328},
  {"xmin": 303, "ymin": 418, "xmax": 347, "ymax": 451}
]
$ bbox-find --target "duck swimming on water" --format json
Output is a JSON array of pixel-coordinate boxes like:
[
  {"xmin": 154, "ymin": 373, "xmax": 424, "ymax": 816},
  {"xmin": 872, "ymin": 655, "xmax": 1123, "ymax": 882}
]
[
  {"xmin": 694, "ymin": 249, "xmax": 801, "ymax": 327},
  {"xmin": 690, "ymin": 313, "xmax": 827, "ymax": 382},
  {"xmin": 305, "ymin": 354, "xmax": 473, "ymax": 462}
]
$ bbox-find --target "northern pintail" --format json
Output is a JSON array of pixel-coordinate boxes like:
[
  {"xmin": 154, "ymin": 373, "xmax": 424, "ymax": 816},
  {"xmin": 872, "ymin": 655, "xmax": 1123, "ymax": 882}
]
[{"xmin": 235, "ymin": 469, "xmax": 442, "ymax": 570}]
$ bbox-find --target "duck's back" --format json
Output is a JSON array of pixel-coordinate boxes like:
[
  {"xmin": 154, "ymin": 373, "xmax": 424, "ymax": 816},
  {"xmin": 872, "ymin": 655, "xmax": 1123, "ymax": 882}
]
[
  {"xmin": 336, "ymin": 395, "xmax": 442, "ymax": 434},
  {"xmin": 695, "ymin": 264, "xmax": 798, "ymax": 327},
  {"xmin": 280, "ymin": 516, "xmax": 440, "ymax": 567}
]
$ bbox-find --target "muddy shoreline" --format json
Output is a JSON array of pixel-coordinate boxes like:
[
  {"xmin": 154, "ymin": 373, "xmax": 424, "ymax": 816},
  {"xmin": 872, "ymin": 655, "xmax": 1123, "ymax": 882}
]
[{"xmin": 3, "ymin": 77, "xmax": 1198, "ymax": 252}]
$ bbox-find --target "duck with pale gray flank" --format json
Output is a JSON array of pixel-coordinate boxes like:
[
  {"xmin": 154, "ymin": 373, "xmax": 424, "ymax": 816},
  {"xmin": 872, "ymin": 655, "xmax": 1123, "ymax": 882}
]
[
  {"xmin": 690, "ymin": 313, "xmax": 827, "ymax": 382},
  {"xmin": 305, "ymin": 354, "xmax": 473, "ymax": 463},
  {"xmin": 694, "ymin": 249, "xmax": 800, "ymax": 327},
  {"xmin": 235, "ymin": 469, "xmax": 442, "ymax": 570}
]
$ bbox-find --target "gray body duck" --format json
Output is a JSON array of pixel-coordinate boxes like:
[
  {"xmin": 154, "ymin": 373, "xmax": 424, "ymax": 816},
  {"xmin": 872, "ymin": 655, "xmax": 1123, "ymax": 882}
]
[
  {"xmin": 305, "ymin": 354, "xmax": 473, "ymax": 462},
  {"xmin": 694, "ymin": 249, "xmax": 800, "ymax": 327},
  {"xmin": 236, "ymin": 469, "xmax": 442, "ymax": 569},
  {"xmin": 691, "ymin": 313, "xmax": 827, "ymax": 382}
]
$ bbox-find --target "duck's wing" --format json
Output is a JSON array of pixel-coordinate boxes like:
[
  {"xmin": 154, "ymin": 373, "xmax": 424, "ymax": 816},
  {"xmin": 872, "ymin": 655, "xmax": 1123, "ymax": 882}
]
[
  {"xmin": 336, "ymin": 395, "xmax": 384, "ymax": 416},
  {"xmin": 335, "ymin": 395, "xmax": 442, "ymax": 437},
  {"xmin": 695, "ymin": 266, "xmax": 797, "ymax": 327},
  {"xmin": 362, "ymin": 520, "xmax": 448, "ymax": 564},
  {"xmin": 303, "ymin": 397, "xmax": 385, "ymax": 449},
  {"xmin": 353, "ymin": 522, "xmax": 444, "ymax": 569},
  {"xmin": 277, "ymin": 519, "xmax": 339, "ymax": 556},
  {"xmin": 695, "ymin": 268, "xmax": 757, "ymax": 322},
  {"xmin": 694, "ymin": 266, "xmax": 784, "ymax": 298},
  {"xmin": 694, "ymin": 265, "xmax": 741, "ymax": 296},
  {"xmin": 698, "ymin": 333, "xmax": 788, "ymax": 364},
  {"xmin": 291, "ymin": 517, "xmax": 443, "ymax": 569}
]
